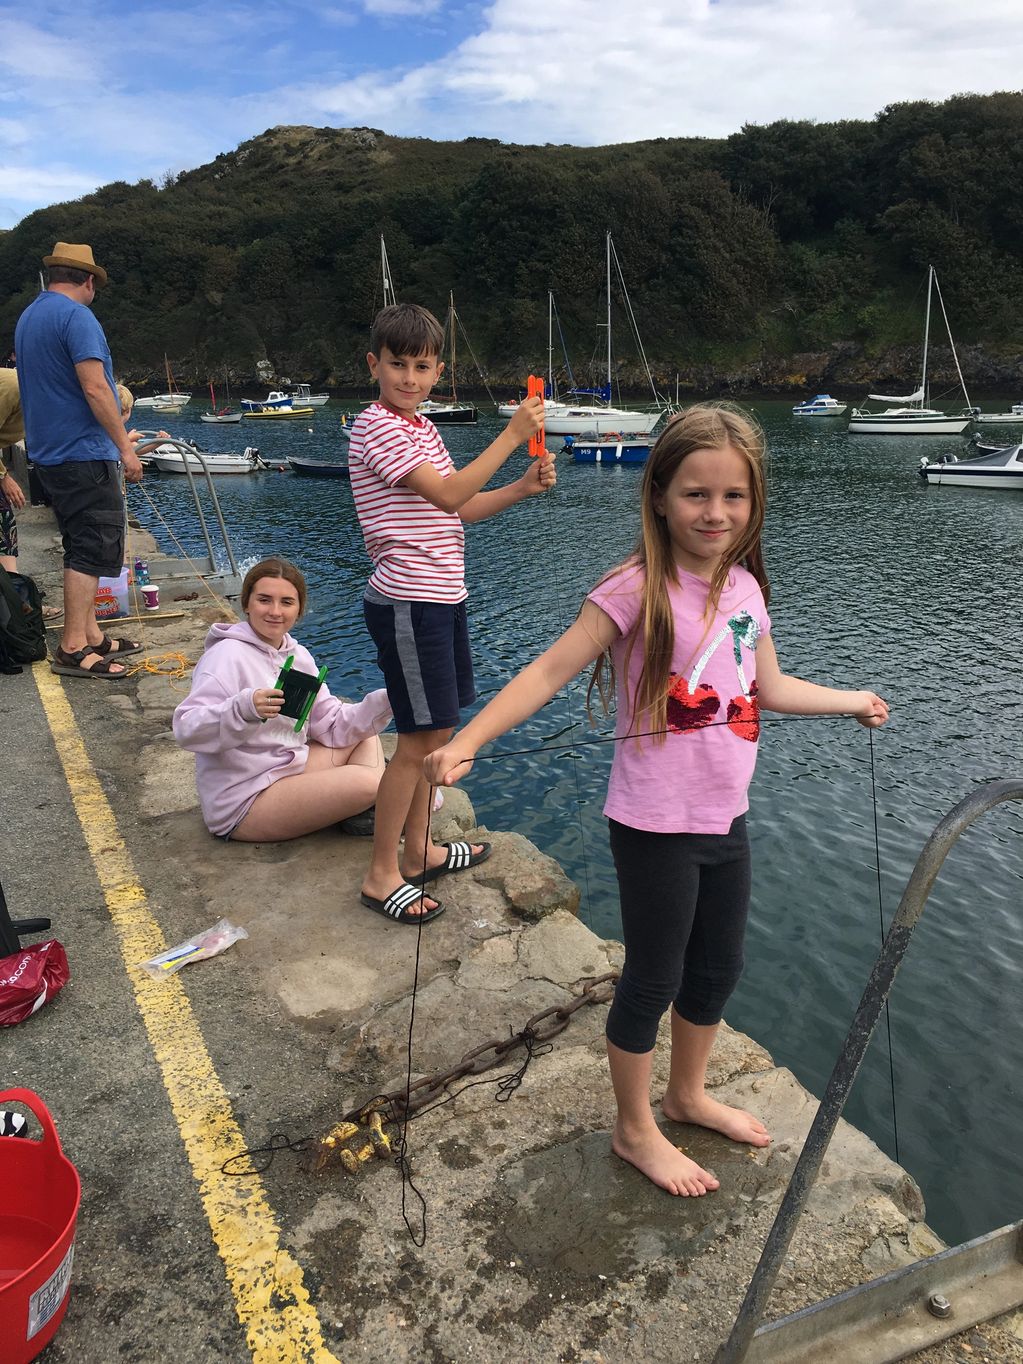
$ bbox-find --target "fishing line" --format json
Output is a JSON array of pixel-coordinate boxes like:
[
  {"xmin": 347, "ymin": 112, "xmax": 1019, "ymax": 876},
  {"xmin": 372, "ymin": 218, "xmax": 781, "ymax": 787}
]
[
  {"xmin": 869, "ymin": 727, "xmax": 901, "ymax": 1165},
  {"xmin": 540, "ymin": 485, "xmax": 595, "ymax": 922}
]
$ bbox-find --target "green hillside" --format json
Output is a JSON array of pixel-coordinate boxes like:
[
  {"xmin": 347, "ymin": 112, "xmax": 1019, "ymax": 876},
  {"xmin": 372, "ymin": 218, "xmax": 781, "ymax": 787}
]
[{"xmin": 2, "ymin": 92, "xmax": 1022, "ymax": 395}]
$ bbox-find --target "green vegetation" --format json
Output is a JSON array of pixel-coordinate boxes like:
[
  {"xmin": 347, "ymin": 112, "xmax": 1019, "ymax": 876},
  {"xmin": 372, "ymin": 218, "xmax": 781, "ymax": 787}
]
[{"xmin": 3, "ymin": 93, "xmax": 1021, "ymax": 393}]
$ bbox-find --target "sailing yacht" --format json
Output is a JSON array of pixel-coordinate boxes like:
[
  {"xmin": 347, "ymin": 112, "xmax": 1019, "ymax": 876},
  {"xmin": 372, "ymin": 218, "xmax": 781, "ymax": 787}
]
[
  {"xmin": 133, "ymin": 356, "xmax": 192, "ymax": 410},
  {"xmin": 848, "ymin": 268, "xmax": 973, "ymax": 435},
  {"xmin": 418, "ymin": 292, "xmax": 478, "ymax": 424},
  {"xmin": 501, "ymin": 235, "xmax": 665, "ymax": 438}
]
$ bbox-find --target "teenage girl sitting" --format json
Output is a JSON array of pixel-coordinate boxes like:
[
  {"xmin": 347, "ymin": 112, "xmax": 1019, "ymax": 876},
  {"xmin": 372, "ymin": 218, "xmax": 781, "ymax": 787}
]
[{"xmin": 174, "ymin": 557, "xmax": 390, "ymax": 841}]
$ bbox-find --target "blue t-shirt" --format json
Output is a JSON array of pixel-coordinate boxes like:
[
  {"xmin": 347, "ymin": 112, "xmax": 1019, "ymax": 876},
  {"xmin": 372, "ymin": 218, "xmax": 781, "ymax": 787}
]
[{"xmin": 14, "ymin": 292, "xmax": 120, "ymax": 465}]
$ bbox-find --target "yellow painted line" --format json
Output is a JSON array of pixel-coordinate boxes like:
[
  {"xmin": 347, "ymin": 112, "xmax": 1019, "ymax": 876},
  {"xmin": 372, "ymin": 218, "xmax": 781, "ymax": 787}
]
[{"xmin": 33, "ymin": 662, "xmax": 341, "ymax": 1364}]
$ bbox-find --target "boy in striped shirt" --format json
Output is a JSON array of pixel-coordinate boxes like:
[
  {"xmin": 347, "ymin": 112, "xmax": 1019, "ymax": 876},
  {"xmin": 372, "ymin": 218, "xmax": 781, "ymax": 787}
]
[{"xmin": 350, "ymin": 303, "xmax": 554, "ymax": 925}]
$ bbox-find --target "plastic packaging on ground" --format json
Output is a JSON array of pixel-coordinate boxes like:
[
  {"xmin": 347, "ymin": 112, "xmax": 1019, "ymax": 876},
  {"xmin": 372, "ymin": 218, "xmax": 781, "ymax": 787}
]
[{"xmin": 138, "ymin": 919, "xmax": 248, "ymax": 979}]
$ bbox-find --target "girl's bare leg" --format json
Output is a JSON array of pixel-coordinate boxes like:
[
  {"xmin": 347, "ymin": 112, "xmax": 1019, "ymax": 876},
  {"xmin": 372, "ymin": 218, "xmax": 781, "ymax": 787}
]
[
  {"xmin": 660, "ymin": 1010, "xmax": 770, "ymax": 1146},
  {"xmin": 607, "ymin": 1039, "xmax": 720, "ymax": 1196},
  {"xmin": 232, "ymin": 738, "xmax": 384, "ymax": 842}
]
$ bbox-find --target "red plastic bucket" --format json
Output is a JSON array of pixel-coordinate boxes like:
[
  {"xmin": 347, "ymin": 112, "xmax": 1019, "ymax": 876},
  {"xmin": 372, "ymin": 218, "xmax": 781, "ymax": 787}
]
[{"xmin": 0, "ymin": 1089, "xmax": 81, "ymax": 1364}]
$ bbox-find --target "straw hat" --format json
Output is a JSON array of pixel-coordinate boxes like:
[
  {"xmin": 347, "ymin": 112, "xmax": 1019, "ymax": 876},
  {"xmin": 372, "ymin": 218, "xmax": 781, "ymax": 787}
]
[{"xmin": 42, "ymin": 242, "xmax": 108, "ymax": 287}]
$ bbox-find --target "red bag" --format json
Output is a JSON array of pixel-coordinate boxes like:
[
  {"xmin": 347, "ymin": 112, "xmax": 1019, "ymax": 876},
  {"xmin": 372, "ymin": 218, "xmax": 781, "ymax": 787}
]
[{"xmin": 0, "ymin": 941, "xmax": 70, "ymax": 1026}]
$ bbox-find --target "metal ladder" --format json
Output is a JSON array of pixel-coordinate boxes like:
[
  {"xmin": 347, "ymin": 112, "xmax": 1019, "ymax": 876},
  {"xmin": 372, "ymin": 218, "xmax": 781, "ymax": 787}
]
[
  {"xmin": 717, "ymin": 778, "xmax": 1023, "ymax": 1363},
  {"xmin": 131, "ymin": 434, "xmax": 245, "ymax": 599}
]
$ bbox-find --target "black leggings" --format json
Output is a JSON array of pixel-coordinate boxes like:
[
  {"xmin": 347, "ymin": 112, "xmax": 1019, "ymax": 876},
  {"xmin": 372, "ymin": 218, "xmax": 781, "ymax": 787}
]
[{"xmin": 605, "ymin": 816, "xmax": 751, "ymax": 1054}]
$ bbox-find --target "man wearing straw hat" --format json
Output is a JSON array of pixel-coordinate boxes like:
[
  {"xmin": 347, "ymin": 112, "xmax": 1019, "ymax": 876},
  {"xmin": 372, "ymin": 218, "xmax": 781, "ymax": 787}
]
[{"xmin": 15, "ymin": 243, "xmax": 144, "ymax": 679}]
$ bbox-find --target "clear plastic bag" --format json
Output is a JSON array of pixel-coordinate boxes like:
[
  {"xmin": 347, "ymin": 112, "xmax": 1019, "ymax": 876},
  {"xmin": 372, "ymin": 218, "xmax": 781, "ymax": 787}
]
[{"xmin": 139, "ymin": 919, "xmax": 248, "ymax": 979}]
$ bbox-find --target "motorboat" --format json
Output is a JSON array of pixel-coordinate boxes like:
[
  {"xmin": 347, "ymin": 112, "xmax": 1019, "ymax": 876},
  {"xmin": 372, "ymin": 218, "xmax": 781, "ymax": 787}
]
[
  {"xmin": 919, "ymin": 443, "xmax": 1023, "ymax": 489},
  {"xmin": 564, "ymin": 433, "xmax": 650, "ymax": 464},
  {"xmin": 972, "ymin": 403, "xmax": 1023, "ymax": 424},
  {"xmin": 288, "ymin": 384, "xmax": 330, "ymax": 407},
  {"xmin": 240, "ymin": 391, "xmax": 294, "ymax": 411},
  {"xmin": 792, "ymin": 394, "xmax": 847, "ymax": 417},
  {"xmin": 148, "ymin": 443, "xmax": 265, "ymax": 476},
  {"xmin": 243, "ymin": 403, "xmax": 315, "ymax": 419},
  {"xmin": 849, "ymin": 266, "xmax": 973, "ymax": 435},
  {"xmin": 287, "ymin": 457, "xmax": 350, "ymax": 479}
]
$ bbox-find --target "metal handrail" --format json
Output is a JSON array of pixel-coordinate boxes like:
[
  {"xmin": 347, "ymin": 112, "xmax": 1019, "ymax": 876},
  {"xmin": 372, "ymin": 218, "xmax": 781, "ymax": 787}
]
[
  {"xmin": 717, "ymin": 778, "xmax": 1023, "ymax": 1364},
  {"xmin": 133, "ymin": 433, "xmax": 241, "ymax": 579}
]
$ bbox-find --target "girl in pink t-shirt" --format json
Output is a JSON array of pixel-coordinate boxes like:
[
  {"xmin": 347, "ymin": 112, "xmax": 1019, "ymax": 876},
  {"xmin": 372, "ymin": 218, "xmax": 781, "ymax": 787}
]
[{"xmin": 427, "ymin": 404, "xmax": 889, "ymax": 1198}]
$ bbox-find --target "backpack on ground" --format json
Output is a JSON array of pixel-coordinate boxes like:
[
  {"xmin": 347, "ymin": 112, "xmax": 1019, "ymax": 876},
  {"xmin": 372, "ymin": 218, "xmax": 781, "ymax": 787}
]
[{"xmin": 0, "ymin": 566, "xmax": 47, "ymax": 669}]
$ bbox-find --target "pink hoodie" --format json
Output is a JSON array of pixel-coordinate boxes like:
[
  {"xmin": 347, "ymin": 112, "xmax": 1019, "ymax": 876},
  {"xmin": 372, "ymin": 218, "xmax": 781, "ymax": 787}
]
[{"xmin": 172, "ymin": 620, "xmax": 392, "ymax": 836}]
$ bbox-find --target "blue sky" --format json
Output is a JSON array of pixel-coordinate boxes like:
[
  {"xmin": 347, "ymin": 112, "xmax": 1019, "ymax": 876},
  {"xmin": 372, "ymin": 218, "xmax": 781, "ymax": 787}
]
[{"xmin": 2, "ymin": 0, "xmax": 1021, "ymax": 228}]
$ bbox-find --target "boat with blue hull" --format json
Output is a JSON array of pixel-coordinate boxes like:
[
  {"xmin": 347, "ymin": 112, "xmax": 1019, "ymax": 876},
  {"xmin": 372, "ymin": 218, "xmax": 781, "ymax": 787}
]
[{"xmin": 565, "ymin": 433, "xmax": 650, "ymax": 464}]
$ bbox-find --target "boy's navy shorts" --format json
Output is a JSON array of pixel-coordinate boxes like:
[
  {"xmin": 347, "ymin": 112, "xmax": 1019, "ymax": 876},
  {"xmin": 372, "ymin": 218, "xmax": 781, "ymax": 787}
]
[{"xmin": 364, "ymin": 587, "xmax": 476, "ymax": 733}]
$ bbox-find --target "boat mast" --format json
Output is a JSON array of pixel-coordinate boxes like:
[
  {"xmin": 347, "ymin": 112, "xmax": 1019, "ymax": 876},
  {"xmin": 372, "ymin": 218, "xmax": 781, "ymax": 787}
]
[
  {"xmin": 381, "ymin": 236, "xmax": 395, "ymax": 308},
  {"xmin": 605, "ymin": 229, "xmax": 612, "ymax": 408},
  {"xmin": 547, "ymin": 290, "xmax": 554, "ymax": 402},
  {"xmin": 920, "ymin": 265, "xmax": 933, "ymax": 410},
  {"xmin": 449, "ymin": 292, "xmax": 457, "ymax": 403}
]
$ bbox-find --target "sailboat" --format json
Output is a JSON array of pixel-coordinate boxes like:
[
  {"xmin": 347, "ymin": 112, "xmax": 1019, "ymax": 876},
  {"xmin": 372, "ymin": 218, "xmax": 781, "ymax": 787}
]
[
  {"xmin": 503, "ymin": 235, "xmax": 665, "ymax": 438},
  {"xmin": 848, "ymin": 268, "xmax": 974, "ymax": 435},
  {"xmin": 417, "ymin": 293, "xmax": 479, "ymax": 424},
  {"xmin": 200, "ymin": 376, "xmax": 242, "ymax": 424},
  {"xmin": 133, "ymin": 356, "xmax": 192, "ymax": 411}
]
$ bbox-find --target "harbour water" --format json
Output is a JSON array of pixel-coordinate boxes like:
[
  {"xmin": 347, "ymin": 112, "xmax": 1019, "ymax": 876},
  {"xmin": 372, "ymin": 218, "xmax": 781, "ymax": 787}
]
[{"xmin": 132, "ymin": 400, "xmax": 1023, "ymax": 1248}]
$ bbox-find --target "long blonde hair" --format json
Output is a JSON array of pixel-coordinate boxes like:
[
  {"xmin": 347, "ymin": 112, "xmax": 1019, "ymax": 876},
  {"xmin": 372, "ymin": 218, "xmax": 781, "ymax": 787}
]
[{"xmin": 587, "ymin": 403, "xmax": 769, "ymax": 737}]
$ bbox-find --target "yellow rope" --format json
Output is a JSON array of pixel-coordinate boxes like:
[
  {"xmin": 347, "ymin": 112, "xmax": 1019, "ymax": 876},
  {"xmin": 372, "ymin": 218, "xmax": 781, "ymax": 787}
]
[{"xmin": 124, "ymin": 652, "xmax": 194, "ymax": 684}]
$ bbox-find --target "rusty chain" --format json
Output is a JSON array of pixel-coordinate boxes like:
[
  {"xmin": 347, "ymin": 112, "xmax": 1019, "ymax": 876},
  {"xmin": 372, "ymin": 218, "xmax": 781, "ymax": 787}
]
[{"xmin": 313, "ymin": 972, "xmax": 619, "ymax": 1169}]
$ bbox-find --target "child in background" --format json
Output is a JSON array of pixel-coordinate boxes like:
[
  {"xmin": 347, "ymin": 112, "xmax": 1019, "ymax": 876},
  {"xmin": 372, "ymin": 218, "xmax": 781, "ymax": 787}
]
[
  {"xmin": 349, "ymin": 302, "xmax": 555, "ymax": 924},
  {"xmin": 426, "ymin": 404, "xmax": 888, "ymax": 1195}
]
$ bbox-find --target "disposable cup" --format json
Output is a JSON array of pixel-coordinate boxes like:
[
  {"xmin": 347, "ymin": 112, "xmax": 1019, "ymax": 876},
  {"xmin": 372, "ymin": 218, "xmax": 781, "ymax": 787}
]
[{"xmin": 142, "ymin": 584, "xmax": 160, "ymax": 611}]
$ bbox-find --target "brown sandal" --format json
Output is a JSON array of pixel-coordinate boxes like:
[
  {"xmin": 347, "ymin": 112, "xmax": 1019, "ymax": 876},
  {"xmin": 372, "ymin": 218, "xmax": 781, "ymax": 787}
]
[
  {"xmin": 93, "ymin": 635, "xmax": 142, "ymax": 657},
  {"xmin": 51, "ymin": 646, "xmax": 132, "ymax": 680}
]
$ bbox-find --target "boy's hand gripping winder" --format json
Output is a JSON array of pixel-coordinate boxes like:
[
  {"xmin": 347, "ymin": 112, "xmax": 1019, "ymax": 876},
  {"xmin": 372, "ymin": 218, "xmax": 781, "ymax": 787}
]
[{"xmin": 527, "ymin": 375, "xmax": 545, "ymax": 458}]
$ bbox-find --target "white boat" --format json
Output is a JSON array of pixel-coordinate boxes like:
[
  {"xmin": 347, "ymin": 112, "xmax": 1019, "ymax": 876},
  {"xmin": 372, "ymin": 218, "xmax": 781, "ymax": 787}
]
[
  {"xmin": 133, "ymin": 355, "xmax": 191, "ymax": 409},
  {"xmin": 288, "ymin": 384, "xmax": 329, "ymax": 407},
  {"xmin": 973, "ymin": 403, "xmax": 1023, "ymax": 424},
  {"xmin": 199, "ymin": 411, "xmax": 243, "ymax": 424},
  {"xmin": 200, "ymin": 379, "xmax": 242, "ymax": 423},
  {"xmin": 849, "ymin": 267, "xmax": 973, "ymax": 436},
  {"xmin": 148, "ymin": 443, "xmax": 264, "ymax": 476},
  {"xmin": 919, "ymin": 443, "xmax": 1023, "ymax": 490},
  {"xmin": 502, "ymin": 262, "xmax": 668, "ymax": 438},
  {"xmin": 792, "ymin": 394, "xmax": 846, "ymax": 417},
  {"xmin": 240, "ymin": 391, "xmax": 293, "ymax": 411}
]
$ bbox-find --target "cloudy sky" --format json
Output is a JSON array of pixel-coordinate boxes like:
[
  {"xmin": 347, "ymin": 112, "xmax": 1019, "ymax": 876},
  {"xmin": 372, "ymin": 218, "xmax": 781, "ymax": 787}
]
[{"xmin": 1, "ymin": 0, "xmax": 1020, "ymax": 228}]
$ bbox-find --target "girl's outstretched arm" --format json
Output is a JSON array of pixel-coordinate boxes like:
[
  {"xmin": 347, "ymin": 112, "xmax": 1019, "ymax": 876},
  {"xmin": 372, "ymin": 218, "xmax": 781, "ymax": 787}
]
[
  {"xmin": 756, "ymin": 637, "xmax": 889, "ymax": 728},
  {"xmin": 424, "ymin": 601, "xmax": 619, "ymax": 786}
]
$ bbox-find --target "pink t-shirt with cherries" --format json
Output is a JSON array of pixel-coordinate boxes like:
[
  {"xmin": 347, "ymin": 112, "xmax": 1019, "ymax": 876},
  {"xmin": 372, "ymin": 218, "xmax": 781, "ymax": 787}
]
[{"xmin": 587, "ymin": 561, "xmax": 771, "ymax": 834}]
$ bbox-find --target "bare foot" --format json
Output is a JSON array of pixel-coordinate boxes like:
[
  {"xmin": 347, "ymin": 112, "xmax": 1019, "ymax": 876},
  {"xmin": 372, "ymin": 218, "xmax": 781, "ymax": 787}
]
[
  {"xmin": 661, "ymin": 1093, "xmax": 771, "ymax": 1147},
  {"xmin": 611, "ymin": 1120, "xmax": 721, "ymax": 1196},
  {"xmin": 400, "ymin": 841, "xmax": 486, "ymax": 880}
]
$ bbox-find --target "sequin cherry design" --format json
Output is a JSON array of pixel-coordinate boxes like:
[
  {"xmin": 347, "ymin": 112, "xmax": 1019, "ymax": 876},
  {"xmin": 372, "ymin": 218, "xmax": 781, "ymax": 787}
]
[
  {"xmin": 666, "ymin": 675, "xmax": 720, "ymax": 731},
  {"xmin": 725, "ymin": 612, "xmax": 761, "ymax": 742},
  {"xmin": 666, "ymin": 610, "xmax": 761, "ymax": 740}
]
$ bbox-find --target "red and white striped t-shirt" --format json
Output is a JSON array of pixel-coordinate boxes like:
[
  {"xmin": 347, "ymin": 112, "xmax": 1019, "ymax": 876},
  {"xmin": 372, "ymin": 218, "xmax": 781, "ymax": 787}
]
[{"xmin": 348, "ymin": 402, "xmax": 467, "ymax": 603}]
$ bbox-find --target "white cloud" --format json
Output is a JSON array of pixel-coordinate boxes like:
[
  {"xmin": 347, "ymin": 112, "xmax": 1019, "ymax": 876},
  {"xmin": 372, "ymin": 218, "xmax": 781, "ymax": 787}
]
[
  {"xmin": 296, "ymin": 0, "xmax": 1023, "ymax": 142},
  {"xmin": 3, "ymin": 0, "xmax": 1022, "ymax": 226}
]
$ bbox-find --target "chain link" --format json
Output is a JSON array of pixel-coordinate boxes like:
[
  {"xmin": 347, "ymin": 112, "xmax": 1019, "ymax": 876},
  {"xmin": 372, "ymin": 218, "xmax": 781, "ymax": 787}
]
[{"xmin": 344, "ymin": 972, "xmax": 619, "ymax": 1125}]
